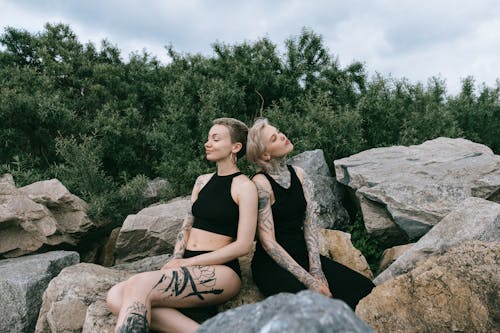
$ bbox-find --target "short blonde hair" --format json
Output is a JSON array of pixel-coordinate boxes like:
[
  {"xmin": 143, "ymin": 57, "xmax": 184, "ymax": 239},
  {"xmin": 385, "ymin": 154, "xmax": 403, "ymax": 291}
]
[
  {"xmin": 246, "ymin": 118, "xmax": 272, "ymax": 171},
  {"xmin": 212, "ymin": 118, "xmax": 248, "ymax": 159}
]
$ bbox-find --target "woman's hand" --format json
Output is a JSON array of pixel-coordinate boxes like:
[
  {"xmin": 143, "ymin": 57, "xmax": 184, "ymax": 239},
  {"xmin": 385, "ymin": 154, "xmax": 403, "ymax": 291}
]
[
  {"xmin": 306, "ymin": 275, "xmax": 332, "ymax": 298},
  {"xmin": 161, "ymin": 258, "xmax": 192, "ymax": 271}
]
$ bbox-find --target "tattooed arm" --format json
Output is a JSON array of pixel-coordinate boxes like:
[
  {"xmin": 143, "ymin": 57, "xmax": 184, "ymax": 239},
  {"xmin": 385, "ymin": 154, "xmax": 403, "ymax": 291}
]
[
  {"xmin": 253, "ymin": 175, "xmax": 330, "ymax": 296},
  {"xmin": 295, "ymin": 167, "xmax": 329, "ymax": 289},
  {"xmin": 170, "ymin": 174, "xmax": 210, "ymax": 261},
  {"xmin": 172, "ymin": 212, "xmax": 194, "ymax": 259}
]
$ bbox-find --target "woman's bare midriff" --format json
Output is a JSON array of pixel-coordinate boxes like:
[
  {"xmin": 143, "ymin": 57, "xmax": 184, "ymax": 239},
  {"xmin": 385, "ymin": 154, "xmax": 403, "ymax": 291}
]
[{"xmin": 186, "ymin": 228, "xmax": 233, "ymax": 251}]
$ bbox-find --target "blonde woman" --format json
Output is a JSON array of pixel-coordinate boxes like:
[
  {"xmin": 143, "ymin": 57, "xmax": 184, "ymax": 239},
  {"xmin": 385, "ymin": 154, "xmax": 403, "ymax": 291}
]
[
  {"xmin": 247, "ymin": 118, "xmax": 374, "ymax": 310},
  {"xmin": 107, "ymin": 118, "xmax": 257, "ymax": 333}
]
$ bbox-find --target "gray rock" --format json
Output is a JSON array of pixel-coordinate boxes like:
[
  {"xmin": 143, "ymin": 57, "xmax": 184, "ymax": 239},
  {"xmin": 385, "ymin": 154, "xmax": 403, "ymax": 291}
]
[
  {"xmin": 112, "ymin": 253, "xmax": 172, "ymax": 272},
  {"xmin": 0, "ymin": 251, "xmax": 79, "ymax": 333},
  {"xmin": 35, "ymin": 263, "xmax": 130, "ymax": 333},
  {"xmin": 334, "ymin": 137, "xmax": 500, "ymax": 245},
  {"xmin": 0, "ymin": 173, "xmax": 15, "ymax": 187},
  {"xmin": 289, "ymin": 149, "xmax": 349, "ymax": 229},
  {"xmin": 375, "ymin": 197, "xmax": 500, "ymax": 284},
  {"xmin": 114, "ymin": 197, "xmax": 190, "ymax": 263},
  {"xmin": 143, "ymin": 177, "xmax": 170, "ymax": 200},
  {"xmin": 198, "ymin": 290, "xmax": 375, "ymax": 333}
]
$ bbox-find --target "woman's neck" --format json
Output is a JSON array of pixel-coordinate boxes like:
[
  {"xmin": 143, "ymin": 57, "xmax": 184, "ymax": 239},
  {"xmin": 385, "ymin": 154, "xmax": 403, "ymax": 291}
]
[
  {"xmin": 267, "ymin": 157, "xmax": 288, "ymax": 175},
  {"xmin": 266, "ymin": 157, "xmax": 292, "ymax": 188},
  {"xmin": 216, "ymin": 158, "xmax": 239, "ymax": 176}
]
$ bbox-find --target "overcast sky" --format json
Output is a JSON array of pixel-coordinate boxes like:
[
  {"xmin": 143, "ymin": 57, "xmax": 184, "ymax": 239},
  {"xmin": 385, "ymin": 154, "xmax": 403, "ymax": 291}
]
[{"xmin": 1, "ymin": 0, "xmax": 499, "ymax": 95}]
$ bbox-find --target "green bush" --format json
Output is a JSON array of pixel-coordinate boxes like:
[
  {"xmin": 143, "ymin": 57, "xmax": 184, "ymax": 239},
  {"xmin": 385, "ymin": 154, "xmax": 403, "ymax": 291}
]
[{"xmin": 1, "ymin": 23, "xmax": 498, "ymax": 232}]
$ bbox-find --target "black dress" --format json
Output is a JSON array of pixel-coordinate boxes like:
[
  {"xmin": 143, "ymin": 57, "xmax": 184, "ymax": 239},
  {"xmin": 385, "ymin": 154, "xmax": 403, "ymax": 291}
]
[{"xmin": 251, "ymin": 165, "xmax": 375, "ymax": 309}]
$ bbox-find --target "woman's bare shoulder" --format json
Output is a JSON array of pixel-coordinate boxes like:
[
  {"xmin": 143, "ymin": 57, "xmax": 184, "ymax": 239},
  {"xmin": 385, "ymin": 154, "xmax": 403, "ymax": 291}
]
[
  {"xmin": 251, "ymin": 173, "xmax": 272, "ymax": 191},
  {"xmin": 194, "ymin": 173, "xmax": 214, "ymax": 189}
]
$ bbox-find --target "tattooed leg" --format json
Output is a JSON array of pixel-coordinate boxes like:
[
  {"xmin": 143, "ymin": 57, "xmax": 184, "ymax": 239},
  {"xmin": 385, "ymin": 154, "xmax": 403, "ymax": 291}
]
[
  {"xmin": 113, "ymin": 264, "xmax": 238, "ymax": 332},
  {"xmin": 116, "ymin": 301, "xmax": 149, "ymax": 333},
  {"xmin": 153, "ymin": 266, "xmax": 224, "ymax": 302}
]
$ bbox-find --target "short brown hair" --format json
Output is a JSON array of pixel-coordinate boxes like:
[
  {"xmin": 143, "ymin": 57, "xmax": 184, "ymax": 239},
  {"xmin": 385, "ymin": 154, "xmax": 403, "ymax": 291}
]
[
  {"xmin": 246, "ymin": 118, "xmax": 271, "ymax": 171},
  {"xmin": 212, "ymin": 118, "xmax": 248, "ymax": 159}
]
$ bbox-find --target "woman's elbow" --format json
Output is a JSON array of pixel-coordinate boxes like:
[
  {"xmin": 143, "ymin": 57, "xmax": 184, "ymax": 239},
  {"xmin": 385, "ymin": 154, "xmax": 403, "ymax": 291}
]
[{"xmin": 235, "ymin": 240, "xmax": 254, "ymax": 257}]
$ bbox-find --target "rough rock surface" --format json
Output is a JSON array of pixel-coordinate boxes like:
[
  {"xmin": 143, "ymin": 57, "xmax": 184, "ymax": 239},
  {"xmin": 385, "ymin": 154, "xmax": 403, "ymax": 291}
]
[
  {"xmin": 319, "ymin": 229, "xmax": 373, "ymax": 279},
  {"xmin": 357, "ymin": 241, "xmax": 500, "ymax": 333},
  {"xmin": 114, "ymin": 197, "xmax": 190, "ymax": 263},
  {"xmin": 334, "ymin": 138, "xmax": 500, "ymax": 245},
  {"xmin": 35, "ymin": 263, "xmax": 130, "ymax": 333},
  {"xmin": 289, "ymin": 149, "xmax": 349, "ymax": 229},
  {"xmin": 0, "ymin": 176, "xmax": 95, "ymax": 258},
  {"xmin": 0, "ymin": 251, "xmax": 79, "ymax": 333},
  {"xmin": 377, "ymin": 243, "xmax": 414, "ymax": 274},
  {"xmin": 375, "ymin": 197, "xmax": 500, "ymax": 284},
  {"xmin": 198, "ymin": 290, "xmax": 375, "ymax": 333}
]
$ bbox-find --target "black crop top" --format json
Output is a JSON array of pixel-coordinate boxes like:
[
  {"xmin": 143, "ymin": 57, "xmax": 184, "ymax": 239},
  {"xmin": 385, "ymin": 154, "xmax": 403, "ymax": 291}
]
[{"xmin": 191, "ymin": 172, "xmax": 241, "ymax": 238}]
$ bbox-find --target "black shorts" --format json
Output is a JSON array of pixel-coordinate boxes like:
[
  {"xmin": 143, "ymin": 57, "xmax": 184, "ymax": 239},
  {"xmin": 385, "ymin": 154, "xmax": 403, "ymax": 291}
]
[{"xmin": 183, "ymin": 249, "xmax": 242, "ymax": 278}]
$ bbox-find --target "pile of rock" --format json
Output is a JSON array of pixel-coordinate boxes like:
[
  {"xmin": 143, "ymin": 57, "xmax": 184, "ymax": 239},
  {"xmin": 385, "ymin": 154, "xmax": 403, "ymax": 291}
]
[{"xmin": 1, "ymin": 137, "xmax": 498, "ymax": 333}]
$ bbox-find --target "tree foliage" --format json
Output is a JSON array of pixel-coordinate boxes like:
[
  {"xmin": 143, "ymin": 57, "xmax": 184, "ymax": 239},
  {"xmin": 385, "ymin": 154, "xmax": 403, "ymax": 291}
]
[{"xmin": 1, "ymin": 23, "xmax": 498, "ymax": 229}]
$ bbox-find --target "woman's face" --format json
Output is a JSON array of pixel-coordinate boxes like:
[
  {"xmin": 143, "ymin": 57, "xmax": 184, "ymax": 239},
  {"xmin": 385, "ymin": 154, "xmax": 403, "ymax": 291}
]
[
  {"xmin": 205, "ymin": 124, "xmax": 237, "ymax": 162},
  {"xmin": 260, "ymin": 124, "xmax": 294, "ymax": 160}
]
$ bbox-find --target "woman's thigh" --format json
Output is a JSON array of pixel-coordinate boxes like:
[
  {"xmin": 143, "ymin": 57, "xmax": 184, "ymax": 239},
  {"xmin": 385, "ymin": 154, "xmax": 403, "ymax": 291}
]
[{"xmin": 129, "ymin": 265, "xmax": 241, "ymax": 308}]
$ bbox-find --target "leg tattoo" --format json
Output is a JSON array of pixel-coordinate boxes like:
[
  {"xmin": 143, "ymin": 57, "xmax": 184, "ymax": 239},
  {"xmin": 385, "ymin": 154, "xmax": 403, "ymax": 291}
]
[
  {"xmin": 116, "ymin": 301, "xmax": 148, "ymax": 333},
  {"xmin": 154, "ymin": 266, "xmax": 224, "ymax": 301}
]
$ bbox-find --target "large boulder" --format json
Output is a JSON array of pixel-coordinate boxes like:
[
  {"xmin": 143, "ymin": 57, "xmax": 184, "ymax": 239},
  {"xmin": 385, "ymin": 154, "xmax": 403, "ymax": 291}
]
[
  {"xmin": 35, "ymin": 263, "xmax": 130, "ymax": 333},
  {"xmin": 289, "ymin": 149, "xmax": 349, "ymax": 229},
  {"xmin": 198, "ymin": 290, "xmax": 375, "ymax": 333},
  {"xmin": 334, "ymin": 137, "xmax": 500, "ymax": 246},
  {"xmin": 375, "ymin": 197, "xmax": 500, "ymax": 284},
  {"xmin": 0, "ymin": 175, "xmax": 96, "ymax": 258},
  {"xmin": 356, "ymin": 241, "xmax": 500, "ymax": 333},
  {"xmin": 20, "ymin": 179, "xmax": 94, "ymax": 234},
  {"xmin": 0, "ymin": 251, "xmax": 79, "ymax": 333},
  {"xmin": 114, "ymin": 197, "xmax": 190, "ymax": 263}
]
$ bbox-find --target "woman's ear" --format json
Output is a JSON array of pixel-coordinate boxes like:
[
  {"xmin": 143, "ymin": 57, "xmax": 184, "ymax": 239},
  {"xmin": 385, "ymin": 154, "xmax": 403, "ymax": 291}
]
[
  {"xmin": 232, "ymin": 142, "xmax": 243, "ymax": 154},
  {"xmin": 262, "ymin": 152, "xmax": 271, "ymax": 161}
]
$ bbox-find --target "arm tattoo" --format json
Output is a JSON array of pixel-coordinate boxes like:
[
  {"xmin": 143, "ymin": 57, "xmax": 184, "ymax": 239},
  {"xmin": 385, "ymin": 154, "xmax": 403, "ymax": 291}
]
[
  {"xmin": 302, "ymin": 173, "xmax": 322, "ymax": 275},
  {"xmin": 256, "ymin": 183, "xmax": 274, "ymax": 234},
  {"xmin": 173, "ymin": 175, "xmax": 209, "ymax": 259},
  {"xmin": 256, "ymin": 182, "xmax": 315, "ymax": 287},
  {"xmin": 153, "ymin": 266, "xmax": 223, "ymax": 301},
  {"xmin": 116, "ymin": 301, "xmax": 148, "ymax": 333},
  {"xmin": 172, "ymin": 211, "xmax": 194, "ymax": 259}
]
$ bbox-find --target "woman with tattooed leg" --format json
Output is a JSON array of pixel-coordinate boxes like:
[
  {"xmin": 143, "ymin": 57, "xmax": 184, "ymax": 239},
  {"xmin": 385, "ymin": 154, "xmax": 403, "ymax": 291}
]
[
  {"xmin": 247, "ymin": 118, "xmax": 374, "ymax": 310},
  {"xmin": 107, "ymin": 118, "xmax": 257, "ymax": 333}
]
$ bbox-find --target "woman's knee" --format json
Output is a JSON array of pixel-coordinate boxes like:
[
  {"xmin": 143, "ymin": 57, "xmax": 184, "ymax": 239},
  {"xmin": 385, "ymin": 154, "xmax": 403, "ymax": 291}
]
[{"xmin": 106, "ymin": 282, "xmax": 124, "ymax": 315}]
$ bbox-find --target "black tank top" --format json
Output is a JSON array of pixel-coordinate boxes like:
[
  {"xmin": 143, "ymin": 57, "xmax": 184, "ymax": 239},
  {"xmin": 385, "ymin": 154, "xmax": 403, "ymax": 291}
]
[
  {"xmin": 191, "ymin": 172, "xmax": 242, "ymax": 238},
  {"xmin": 256, "ymin": 165, "xmax": 307, "ymax": 255}
]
